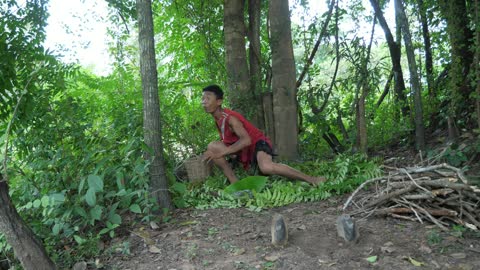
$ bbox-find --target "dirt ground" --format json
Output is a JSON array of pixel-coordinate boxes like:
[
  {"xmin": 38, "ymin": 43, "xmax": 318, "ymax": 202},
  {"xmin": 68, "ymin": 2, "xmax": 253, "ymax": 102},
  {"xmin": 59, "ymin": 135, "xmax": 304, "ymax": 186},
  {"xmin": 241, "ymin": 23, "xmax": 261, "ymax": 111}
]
[{"xmin": 99, "ymin": 192, "xmax": 480, "ymax": 270}]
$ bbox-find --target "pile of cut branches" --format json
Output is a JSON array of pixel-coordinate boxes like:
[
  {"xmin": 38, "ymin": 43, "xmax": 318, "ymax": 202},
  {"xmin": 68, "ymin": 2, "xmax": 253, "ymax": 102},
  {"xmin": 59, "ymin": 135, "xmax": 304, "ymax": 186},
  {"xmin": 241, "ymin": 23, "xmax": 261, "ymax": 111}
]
[{"xmin": 343, "ymin": 163, "xmax": 480, "ymax": 232}]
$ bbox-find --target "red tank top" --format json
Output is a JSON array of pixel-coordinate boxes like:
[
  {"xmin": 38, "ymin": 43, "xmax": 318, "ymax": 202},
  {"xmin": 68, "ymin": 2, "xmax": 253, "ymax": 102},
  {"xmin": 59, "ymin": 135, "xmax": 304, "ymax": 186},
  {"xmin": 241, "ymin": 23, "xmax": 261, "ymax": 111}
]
[{"xmin": 215, "ymin": 108, "xmax": 271, "ymax": 169}]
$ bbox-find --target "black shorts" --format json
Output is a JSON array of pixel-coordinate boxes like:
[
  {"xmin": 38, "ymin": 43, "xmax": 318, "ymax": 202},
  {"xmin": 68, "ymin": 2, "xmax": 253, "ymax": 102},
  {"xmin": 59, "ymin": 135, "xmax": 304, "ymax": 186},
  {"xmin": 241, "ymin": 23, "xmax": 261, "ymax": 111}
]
[{"xmin": 227, "ymin": 140, "xmax": 275, "ymax": 169}]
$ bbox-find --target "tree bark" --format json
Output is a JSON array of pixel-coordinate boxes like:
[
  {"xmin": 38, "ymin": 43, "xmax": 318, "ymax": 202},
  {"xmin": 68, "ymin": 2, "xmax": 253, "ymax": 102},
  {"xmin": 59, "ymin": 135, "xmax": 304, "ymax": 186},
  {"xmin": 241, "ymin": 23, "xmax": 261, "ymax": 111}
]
[
  {"xmin": 269, "ymin": 0, "xmax": 298, "ymax": 160},
  {"xmin": 0, "ymin": 181, "xmax": 56, "ymax": 270},
  {"xmin": 137, "ymin": 0, "xmax": 172, "ymax": 210},
  {"xmin": 248, "ymin": 0, "xmax": 265, "ymax": 131},
  {"xmin": 224, "ymin": 0, "xmax": 252, "ymax": 116},
  {"xmin": 395, "ymin": 0, "xmax": 425, "ymax": 151},
  {"xmin": 369, "ymin": 0, "xmax": 409, "ymax": 116},
  {"xmin": 262, "ymin": 92, "xmax": 275, "ymax": 142},
  {"xmin": 438, "ymin": 0, "xmax": 474, "ymax": 133},
  {"xmin": 475, "ymin": 0, "xmax": 480, "ymax": 130},
  {"xmin": 417, "ymin": 0, "xmax": 434, "ymax": 97}
]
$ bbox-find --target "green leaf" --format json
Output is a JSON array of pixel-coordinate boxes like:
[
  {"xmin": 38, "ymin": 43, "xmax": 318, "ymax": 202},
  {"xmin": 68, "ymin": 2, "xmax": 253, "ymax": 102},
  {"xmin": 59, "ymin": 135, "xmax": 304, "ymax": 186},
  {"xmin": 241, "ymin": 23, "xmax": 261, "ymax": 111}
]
[
  {"xmin": 88, "ymin": 174, "xmax": 104, "ymax": 192},
  {"xmin": 366, "ymin": 256, "xmax": 377, "ymax": 263},
  {"xmin": 50, "ymin": 193, "xmax": 65, "ymax": 204},
  {"xmin": 74, "ymin": 206, "xmax": 87, "ymax": 218},
  {"xmin": 85, "ymin": 188, "xmax": 97, "ymax": 206},
  {"xmin": 109, "ymin": 213, "xmax": 122, "ymax": 225},
  {"xmin": 52, "ymin": 223, "xmax": 62, "ymax": 235},
  {"xmin": 172, "ymin": 182, "xmax": 187, "ymax": 194},
  {"xmin": 33, "ymin": 199, "xmax": 41, "ymax": 208},
  {"xmin": 224, "ymin": 176, "xmax": 267, "ymax": 194},
  {"xmin": 116, "ymin": 171, "xmax": 125, "ymax": 190},
  {"xmin": 129, "ymin": 204, "xmax": 142, "ymax": 214},
  {"xmin": 78, "ymin": 177, "xmax": 86, "ymax": 194},
  {"xmin": 73, "ymin": 235, "xmax": 86, "ymax": 245},
  {"xmin": 41, "ymin": 195, "xmax": 50, "ymax": 207},
  {"xmin": 89, "ymin": 205, "xmax": 103, "ymax": 220},
  {"xmin": 99, "ymin": 228, "xmax": 110, "ymax": 235},
  {"xmin": 25, "ymin": 201, "xmax": 33, "ymax": 209}
]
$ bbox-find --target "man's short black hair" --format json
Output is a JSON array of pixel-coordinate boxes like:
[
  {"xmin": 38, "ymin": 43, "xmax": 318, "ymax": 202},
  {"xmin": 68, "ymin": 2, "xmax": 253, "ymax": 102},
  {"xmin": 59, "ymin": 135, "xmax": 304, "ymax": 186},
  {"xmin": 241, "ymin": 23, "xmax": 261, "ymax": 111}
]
[{"xmin": 203, "ymin": 84, "xmax": 224, "ymax": 99}]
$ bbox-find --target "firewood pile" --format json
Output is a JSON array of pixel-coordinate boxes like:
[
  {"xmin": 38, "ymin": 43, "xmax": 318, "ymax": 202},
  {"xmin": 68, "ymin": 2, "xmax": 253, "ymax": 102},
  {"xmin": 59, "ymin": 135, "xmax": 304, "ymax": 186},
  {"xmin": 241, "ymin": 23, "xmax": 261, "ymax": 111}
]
[{"xmin": 343, "ymin": 163, "xmax": 480, "ymax": 232}]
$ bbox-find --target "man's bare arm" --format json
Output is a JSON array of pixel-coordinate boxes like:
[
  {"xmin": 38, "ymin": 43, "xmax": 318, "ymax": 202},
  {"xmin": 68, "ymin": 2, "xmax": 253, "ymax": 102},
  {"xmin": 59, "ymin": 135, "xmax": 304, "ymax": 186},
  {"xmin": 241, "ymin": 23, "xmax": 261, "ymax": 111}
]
[{"xmin": 223, "ymin": 116, "xmax": 251, "ymax": 155}]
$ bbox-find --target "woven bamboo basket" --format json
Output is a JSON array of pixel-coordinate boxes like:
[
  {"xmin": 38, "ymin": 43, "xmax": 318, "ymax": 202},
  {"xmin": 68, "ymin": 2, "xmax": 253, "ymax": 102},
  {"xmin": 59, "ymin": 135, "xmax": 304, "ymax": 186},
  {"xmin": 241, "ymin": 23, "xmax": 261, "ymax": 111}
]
[{"xmin": 184, "ymin": 156, "xmax": 212, "ymax": 182}]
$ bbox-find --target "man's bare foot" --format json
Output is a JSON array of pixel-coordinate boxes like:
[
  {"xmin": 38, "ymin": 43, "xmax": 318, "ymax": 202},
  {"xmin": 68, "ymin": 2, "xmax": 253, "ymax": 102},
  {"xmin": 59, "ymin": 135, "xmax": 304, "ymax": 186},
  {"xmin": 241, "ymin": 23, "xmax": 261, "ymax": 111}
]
[{"xmin": 309, "ymin": 176, "xmax": 326, "ymax": 186}]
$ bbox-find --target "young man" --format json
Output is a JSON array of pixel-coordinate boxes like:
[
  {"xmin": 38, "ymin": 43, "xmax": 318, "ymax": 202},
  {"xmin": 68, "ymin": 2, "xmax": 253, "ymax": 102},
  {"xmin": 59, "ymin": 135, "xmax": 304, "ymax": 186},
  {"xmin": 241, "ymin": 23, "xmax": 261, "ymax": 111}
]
[{"xmin": 201, "ymin": 84, "xmax": 326, "ymax": 185}]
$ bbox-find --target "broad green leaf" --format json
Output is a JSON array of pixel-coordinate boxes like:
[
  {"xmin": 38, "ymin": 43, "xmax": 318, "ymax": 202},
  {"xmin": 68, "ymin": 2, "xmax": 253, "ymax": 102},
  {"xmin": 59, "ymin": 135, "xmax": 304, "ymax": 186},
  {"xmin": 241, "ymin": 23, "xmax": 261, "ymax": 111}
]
[
  {"xmin": 52, "ymin": 223, "xmax": 62, "ymax": 235},
  {"xmin": 129, "ymin": 204, "xmax": 142, "ymax": 214},
  {"xmin": 366, "ymin": 256, "xmax": 377, "ymax": 263},
  {"xmin": 33, "ymin": 199, "xmax": 41, "ymax": 208},
  {"xmin": 88, "ymin": 174, "xmax": 104, "ymax": 192},
  {"xmin": 50, "ymin": 193, "xmax": 65, "ymax": 204},
  {"xmin": 89, "ymin": 205, "xmax": 103, "ymax": 220},
  {"xmin": 41, "ymin": 195, "xmax": 50, "ymax": 207},
  {"xmin": 224, "ymin": 176, "xmax": 267, "ymax": 194},
  {"xmin": 85, "ymin": 188, "xmax": 96, "ymax": 206},
  {"xmin": 74, "ymin": 206, "xmax": 87, "ymax": 218},
  {"xmin": 25, "ymin": 201, "xmax": 33, "ymax": 209},
  {"xmin": 109, "ymin": 213, "xmax": 122, "ymax": 225},
  {"xmin": 99, "ymin": 228, "xmax": 110, "ymax": 235}
]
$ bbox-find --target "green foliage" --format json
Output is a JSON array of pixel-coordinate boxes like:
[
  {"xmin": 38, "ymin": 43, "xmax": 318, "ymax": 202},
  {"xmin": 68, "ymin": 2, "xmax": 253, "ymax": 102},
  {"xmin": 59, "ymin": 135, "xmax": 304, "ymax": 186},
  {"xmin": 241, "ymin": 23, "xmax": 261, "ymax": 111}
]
[
  {"xmin": 175, "ymin": 154, "xmax": 382, "ymax": 211},
  {"xmin": 224, "ymin": 176, "xmax": 267, "ymax": 195}
]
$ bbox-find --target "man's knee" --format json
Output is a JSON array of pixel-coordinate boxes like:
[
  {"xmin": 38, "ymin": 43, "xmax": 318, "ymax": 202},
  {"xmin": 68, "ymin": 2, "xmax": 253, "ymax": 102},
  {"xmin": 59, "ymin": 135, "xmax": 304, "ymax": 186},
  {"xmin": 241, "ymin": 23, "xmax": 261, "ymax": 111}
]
[
  {"xmin": 258, "ymin": 162, "xmax": 274, "ymax": 175},
  {"xmin": 207, "ymin": 141, "xmax": 225, "ymax": 152}
]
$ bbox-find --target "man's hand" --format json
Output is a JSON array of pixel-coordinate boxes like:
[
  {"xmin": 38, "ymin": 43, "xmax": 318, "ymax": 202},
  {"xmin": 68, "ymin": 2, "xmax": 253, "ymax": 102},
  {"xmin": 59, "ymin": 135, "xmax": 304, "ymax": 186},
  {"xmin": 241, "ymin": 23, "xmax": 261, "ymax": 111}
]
[{"xmin": 202, "ymin": 150, "xmax": 226, "ymax": 163}]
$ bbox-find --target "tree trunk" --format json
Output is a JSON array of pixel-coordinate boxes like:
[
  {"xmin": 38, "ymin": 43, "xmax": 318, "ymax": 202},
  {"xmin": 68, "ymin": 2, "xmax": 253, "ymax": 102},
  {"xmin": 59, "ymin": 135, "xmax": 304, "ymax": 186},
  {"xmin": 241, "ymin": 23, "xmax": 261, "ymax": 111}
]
[
  {"xmin": 224, "ymin": 0, "xmax": 252, "ymax": 116},
  {"xmin": 369, "ymin": 0, "xmax": 409, "ymax": 116},
  {"xmin": 137, "ymin": 0, "xmax": 172, "ymax": 210},
  {"xmin": 475, "ymin": 0, "xmax": 480, "ymax": 130},
  {"xmin": 248, "ymin": 0, "xmax": 265, "ymax": 131},
  {"xmin": 269, "ymin": 0, "xmax": 298, "ymax": 160},
  {"xmin": 395, "ymin": 0, "xmax": 425, "ymax": 151},
  {"xmin": 438, "ymin": 0, "xmax": 474, "ymax": 133},
  {"xmin": 0, "ymin": 181, "xmax": 56, "ymax": 270},
  {"xmin": 417, "ymin": 0, "xmax": 434, "ymax": 97},
  {"xmin": 262, "ymin": 92, "xmax": 275, "ymax": 143}
]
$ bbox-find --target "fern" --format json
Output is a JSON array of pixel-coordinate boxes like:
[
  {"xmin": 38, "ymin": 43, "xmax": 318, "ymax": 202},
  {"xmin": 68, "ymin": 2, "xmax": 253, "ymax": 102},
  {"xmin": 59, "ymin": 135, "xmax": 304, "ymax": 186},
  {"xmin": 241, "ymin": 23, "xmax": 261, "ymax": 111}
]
[{"xmin": 178, "ymin": 153, "xmax": 383, "ymax": 211}]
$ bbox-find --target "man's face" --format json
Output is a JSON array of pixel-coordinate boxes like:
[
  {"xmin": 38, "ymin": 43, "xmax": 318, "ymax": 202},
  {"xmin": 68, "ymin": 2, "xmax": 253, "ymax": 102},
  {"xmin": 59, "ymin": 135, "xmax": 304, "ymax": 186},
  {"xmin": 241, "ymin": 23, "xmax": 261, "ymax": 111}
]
[{"xmin": 201, "ymin": 91, "xmax": 222, "ymax": 113}]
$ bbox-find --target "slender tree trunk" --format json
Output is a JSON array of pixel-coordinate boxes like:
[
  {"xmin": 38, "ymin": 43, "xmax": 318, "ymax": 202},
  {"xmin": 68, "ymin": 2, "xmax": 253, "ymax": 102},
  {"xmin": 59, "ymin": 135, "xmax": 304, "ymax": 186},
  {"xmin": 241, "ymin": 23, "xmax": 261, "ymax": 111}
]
[
  {"xmin": 248, "ymin": 0, "xmax": 265, "ymax": 130},
  {"xmin": 224, "ymin": 0, "xmax": 252, "ymax": 116},
  {"xmin": 369, "ymin": 0, "xmax": 409, "ymax": 116},
  {"xmin": 296, "ymin": 0, "xmax": 336, "ymax": 89},
  {"xmin": 417, "ymin": 0, "xmax": 434, "ymax": 97},
  {"xmin": 262, "ymin": 92, "xmax": 275, "ymax": 142},
  {"xmin": 356, "ymin": 17, "xmax": 376, "ymax": 154},
  {"xmin": 269, "ymin": 0, "xmax": 298, "ymax": 160},
  {"xmin": 396, "ymin": 0, "xmax": 425, "ymax": 150},
  {"xmin": 475, "ymin": 0, "xmax": 480, "ymax": 129},
  {"xmin": 137, "ymin": 0, "xmax": 172, "ymax": 210},
  {"xmin": 0, "ymin": 181, "xmax": 56, "ymax": 270}
]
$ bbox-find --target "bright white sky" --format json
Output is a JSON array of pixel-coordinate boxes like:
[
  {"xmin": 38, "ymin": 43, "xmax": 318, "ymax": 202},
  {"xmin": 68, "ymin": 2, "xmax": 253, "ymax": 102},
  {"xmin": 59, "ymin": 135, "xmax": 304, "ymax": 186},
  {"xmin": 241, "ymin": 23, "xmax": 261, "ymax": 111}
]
[
  {"xmin": 44, "ymin": 0, "xmax": 112, "ymax": 75},
  {"xmin": 44, "ymin": 0, "xmax": 393, "ymax": 76}
]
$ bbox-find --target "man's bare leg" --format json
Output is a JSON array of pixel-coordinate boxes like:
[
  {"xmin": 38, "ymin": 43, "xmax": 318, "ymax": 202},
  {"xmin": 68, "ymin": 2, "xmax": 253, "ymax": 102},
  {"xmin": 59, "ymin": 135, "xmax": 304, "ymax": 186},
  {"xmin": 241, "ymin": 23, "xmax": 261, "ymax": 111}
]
[
  {"xmin": 256, "ymin": 152, "xmax": 326, "ymax": 185},
  {"xmin": 204, "ymin": 141, "xmax": 238, "ymax": 183}
]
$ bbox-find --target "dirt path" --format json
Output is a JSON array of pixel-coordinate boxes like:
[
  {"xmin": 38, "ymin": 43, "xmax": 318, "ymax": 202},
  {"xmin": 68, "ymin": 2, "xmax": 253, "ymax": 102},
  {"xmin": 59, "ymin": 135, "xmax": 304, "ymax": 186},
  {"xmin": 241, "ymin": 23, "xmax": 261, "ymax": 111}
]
[{"xmin": 100, "ymin": 194, "xmax": 480, "ymax": 270}]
